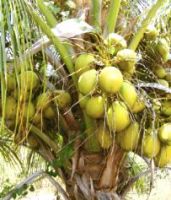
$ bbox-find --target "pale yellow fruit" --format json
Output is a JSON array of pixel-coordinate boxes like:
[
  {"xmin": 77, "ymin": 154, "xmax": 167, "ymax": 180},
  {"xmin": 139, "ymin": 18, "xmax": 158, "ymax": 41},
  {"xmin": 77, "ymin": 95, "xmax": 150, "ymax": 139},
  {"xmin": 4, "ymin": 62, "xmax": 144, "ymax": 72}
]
[
  {"xmin": 158, "ymin": 79, "xmax": 169, "ymax": 87},
  {"xmin": 161, "ymin": 101, "xmax": 171, "ymax": 116},
  {"xmin": 107, "ymin": 101, "xmax": 130, "ymax": 132},
  {"xmin": 78, "ymin": 69, "xmax": 97, "ymax": 95},
  {"xmin": 36, "ymin": 92, "xmax": 51, "ymax": 110},
  {"xmin": 155, "ymin": 145, "xmax": 171, "ymax": 168},
  {"xmin": 142, "ymin": 132, "xmax": 160, "ymax": 158},
  {"xmin": 85, "ymin": 96, "xmax": 105, "ymax": 118},
  {"xmin": 23, "ymin": 102, "xmax": 35, "ymax": 120},
  {"xmin": 55, "ymin": 92, "xmax": 71, "ymax": 109},
  {"xmin": 119, "ymin": 81, "xmax": 137, "ymax": 108},
  {"xmin": 44, "ymin": 105, "xmax": 56, "ymax": 119},
  {"xmin": 75, "ymin": 53, "xmax": 95, "ymax": 76},
  {"xmin": 99, "ymin": 66, "xmax": 123, "ymax": 94},
  {"xmin": 119, "ymin": 122, "xmax": 139, "ymax": 151},
  {"xmin": 19, "ymin": 71, "xmax": 39, "ymax": 91},
  {"xmin": 78, "ymin": 93, "xmax": 90, "ymax": 109},
  {"xmin": 131, "ymin": 98, "xmax": 145, "ymax": 113},
  {"xmin": 155, "ymin": 38, "xmax": 170, "ymax": 62},
  {"xmin": 153, "ymin": 65, "xmax": 166, "ymax": 78},
  {"xmin": 116, "ymin": 49, "xmax": 137, "ymax": 74},
  {"xmin": 105, "ymin": 33, "xmax": 127, "ymax": 54},
  {"xmin": 7, "ymin": 74, "xmax": 16, "ymax": 91},
  {"xmin": 144, "ymin": 25, "xmax": 159, "ymax": 40},
  {"xmin": 4, "ymin": 96, "xmax": 17, "ymax": 119},
  {"xmin": 97, "ymin": 124, "xmax": 112, "ymax": 149},
  {"xmin": 158, "ymin": 123, "xmax": 171, "ymax": 144},
  {"xmin": 32, "ymin": 112, "xmax": 43, "ymax": 125}
]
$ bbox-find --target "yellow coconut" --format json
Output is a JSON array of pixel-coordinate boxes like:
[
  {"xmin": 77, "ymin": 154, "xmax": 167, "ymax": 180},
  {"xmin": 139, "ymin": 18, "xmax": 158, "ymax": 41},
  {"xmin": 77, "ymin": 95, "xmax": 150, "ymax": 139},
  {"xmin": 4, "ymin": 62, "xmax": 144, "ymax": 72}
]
[
  {"xmin": 55, "ymin": 92, "xmax": 71, "ymax": 109},
  {"xmin": 142, "ymin": 131, "xmax": 160, "ymax": 158},
  {"xmin": 78, "ymin": 69, "xmax": 98, "ymax": 95},
  {"xmin": 97, "ymin": 124, "xmax": 112, "ymax": 149},
  {"xmin": 99, "ymin": 66, "xmax": 123, "ymax": 94},
  {"xmin": 4, "ymin": 96, "xmax": 17, "ymax": 119},
  {"xmin": 119, "ymin": 80, "xmax": 137, "ymax": 108},
  {"xmin": 119, "ymin": 122, "xmax": 139, "ymax": 151},
  {"xmin": 158, "ymin": 123, "xmax": 171, "ymax": 144},
  {"xmin": 107, "ymin": 101, "xmax": 130, "ymax": 132},
  {"xmin": 36, "ymin": 92, "xmax": 51, "ymax": 110},
  {"xmin": 116, "ymin": 49, "xmax": 137, "ymax": 74},
  {"xmin": 155, "ymin": 38, "xmax": 170, "ymax": 62},
  {"xmin": 44, "ymin": 105, "xmax": 56, "ymax": 119},
  {"xmin": 131, "ymin": 98, "xmax": 145, "ymax": 113},
  {"xmin": 74, "ymin": 53, "xmax": 95, "ymax": 76},
  {"xmin": 23, "ymin": 102, "xmax": 35, "ymax": 120},
  {"xmin": 85, "ymin": 96, "xmax": 105, "ymax": 119},
  {"xmin": 155, "ymin": 145, "xmax": 171, "ymax": 168},
  {"xmin": 19, "ymin": 71, "xmax": 39, "ymax": 91},
  {"xmin": 161, "ymin": 101, "xmax": 171, "ymax": 116},
  {"xmin": 78, "ymin": 93, "xmax": 90, "ymax": 109}
]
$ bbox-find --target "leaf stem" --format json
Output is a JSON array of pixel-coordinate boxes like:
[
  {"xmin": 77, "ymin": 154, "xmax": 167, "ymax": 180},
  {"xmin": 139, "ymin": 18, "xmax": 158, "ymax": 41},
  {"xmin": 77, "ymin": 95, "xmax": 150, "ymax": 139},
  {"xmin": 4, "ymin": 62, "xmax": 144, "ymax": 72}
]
[
  {"xmin": 36, "ymin": 0, "xmax": 57, "ymax": 28},
  {"xmin": 91, "ymin": 0, "xmax": 102, "ymax": 32},
  {"xmin": 25, "ymin": 2, "xmax": 77, "ymax": 86},
  {"xmin": 105, "ymin": 0, "xmax": 121, "ymax": 35},
  {"xmin": 129, "ymin": 0, "xmax": 167, "ymax": 51}
]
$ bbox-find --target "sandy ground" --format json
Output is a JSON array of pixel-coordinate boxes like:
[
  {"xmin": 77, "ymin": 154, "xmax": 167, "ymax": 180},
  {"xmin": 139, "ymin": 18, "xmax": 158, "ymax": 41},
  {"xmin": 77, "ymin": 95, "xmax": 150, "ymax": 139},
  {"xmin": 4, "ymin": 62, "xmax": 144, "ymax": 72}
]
[{"xmin": 19, "ymin": 170, "xmax": 171, "ymax": 200}]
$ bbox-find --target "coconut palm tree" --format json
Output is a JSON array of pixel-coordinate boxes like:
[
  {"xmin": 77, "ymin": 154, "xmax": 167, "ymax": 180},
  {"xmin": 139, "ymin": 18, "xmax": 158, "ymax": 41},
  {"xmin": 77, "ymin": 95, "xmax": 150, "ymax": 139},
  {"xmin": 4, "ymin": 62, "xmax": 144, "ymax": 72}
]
[{"xmin": 1, "ymin": 0, "xmax": 171, "ymax": 199}]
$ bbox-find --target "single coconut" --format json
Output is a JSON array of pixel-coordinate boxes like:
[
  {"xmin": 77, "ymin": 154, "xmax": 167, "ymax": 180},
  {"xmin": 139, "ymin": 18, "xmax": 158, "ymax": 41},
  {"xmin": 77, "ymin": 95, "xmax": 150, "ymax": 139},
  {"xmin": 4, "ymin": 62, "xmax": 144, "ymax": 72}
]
[
  {"xmin": 107, "ymin": 101, "xmax": 130, "ymax": 132},
  {"xmin": 74, "ymin": 53, "xmax": 95, "ymax": 76},
  {"xmin": 85, "ymin": 96, "xmax": 105, "ymax": 119},
  {"xmin": 119, "ymin": 80, "xmax": 137, "ymax": 108},
  {"xmin": 99, "ymin": 66, "xmax": 123, "ymax": 94},
  {"xmin": 97, "ymin": 124, "xmax": 112, "ymax": 149},
  {"xmin": 78, "ymin": 69, "xmax": 98, "ymax": 95}
]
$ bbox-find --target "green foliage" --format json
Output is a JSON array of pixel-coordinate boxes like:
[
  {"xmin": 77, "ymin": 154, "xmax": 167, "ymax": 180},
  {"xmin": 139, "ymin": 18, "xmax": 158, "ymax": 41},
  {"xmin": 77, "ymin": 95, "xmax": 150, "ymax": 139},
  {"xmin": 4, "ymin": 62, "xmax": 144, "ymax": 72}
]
[{"xmin": 52, "ymin": 143, "xmax": 74, "ymax": 168}]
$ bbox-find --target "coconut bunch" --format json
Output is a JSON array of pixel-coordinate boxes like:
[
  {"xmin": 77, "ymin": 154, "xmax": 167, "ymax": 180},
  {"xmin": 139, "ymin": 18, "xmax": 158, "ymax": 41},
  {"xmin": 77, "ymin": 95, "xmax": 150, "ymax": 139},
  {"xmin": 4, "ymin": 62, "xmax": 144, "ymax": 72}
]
[
  {"xmin": 74, "ymin": 29, "xmax": 171, "ymax": 168},
  {"xmin": 1, "ymin": 69, "xmax": 72, "ymax": 148}
]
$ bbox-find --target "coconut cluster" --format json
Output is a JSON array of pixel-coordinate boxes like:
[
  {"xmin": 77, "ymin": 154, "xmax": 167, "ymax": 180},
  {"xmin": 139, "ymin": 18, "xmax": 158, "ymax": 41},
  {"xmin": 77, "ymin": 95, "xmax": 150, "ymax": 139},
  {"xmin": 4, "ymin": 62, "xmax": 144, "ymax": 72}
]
[
  {"xmin": 75, "ymin": 30, "xmax": 171, "ymax": 168},
  {"xmin": 1, "ymin": 70, "xmax": 71, "ymax": 148}
]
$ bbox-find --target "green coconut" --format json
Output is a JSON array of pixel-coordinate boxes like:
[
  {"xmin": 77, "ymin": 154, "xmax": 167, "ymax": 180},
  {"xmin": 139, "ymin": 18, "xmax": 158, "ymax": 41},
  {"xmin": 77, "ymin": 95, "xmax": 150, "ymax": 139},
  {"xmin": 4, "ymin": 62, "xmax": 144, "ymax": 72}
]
[
  {"xmin": 107, "ymin": 101, "xmax": 130, "ymax": 132},
  {"xmin": 78, "ymin": 93, "xmax": 90, "ymax": 109},
  {"xmin": 55, "ymin": 92, "xmax": 71, "ymax": 109},
  {"xmin": 19, "ymin": 71, "xmax": 39, "ymax": 91},
  {"xmin": 99, "ymin": 66, "xmax": 123, "ymax": 94},
  {"xmin": 119, "ymin": 80, "xmax": 137, "ymax": 108},
  {"xmin": 155, "ymin": 38, "xmax": 170, "ymax": 62},
  {"xmin": 36, "ymin": 92, "xmax": 51, "ymax": 110},
  {"xmin": 153, "ymin": 65, "xmax": 166, "ymax": 78},
  {"xmin": 23, "ymin": 102, "xmax": 35, "ymax": 120},
  {"xmin": 44, "ymin": 105, "xmax": 56, "ymax": 119},
  {"xmin": 85, "ymin": 96, "xmax": 105, "ymax": 119},
  {"xmin": 74, "ymin": 53, "xmax": 95, "ymax": 76},
  {"xmin": 4, "ymin": 96, "xmax": 17, "ymax": 119},
  {"xmin": 7, "ymin": 74, "xmax": 16, "ymax": 91},
  {"xmin": 78, "ymin": 69, "xmax": 98, "ymax": 95},
  {"xmin": 161, "ymin": 101, "xmax": 171, "ymax": 116}
]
